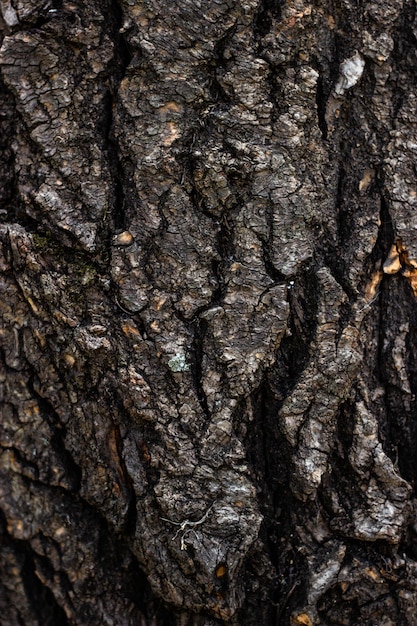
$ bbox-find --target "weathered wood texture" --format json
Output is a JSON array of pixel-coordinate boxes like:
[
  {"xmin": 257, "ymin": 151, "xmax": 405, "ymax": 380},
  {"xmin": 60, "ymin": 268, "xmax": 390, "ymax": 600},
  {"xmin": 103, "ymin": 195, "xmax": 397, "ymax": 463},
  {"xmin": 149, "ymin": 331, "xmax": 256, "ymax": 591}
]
[{"xmin": 1, "ymin": 0, "xmax": 417, "ymax": 624}]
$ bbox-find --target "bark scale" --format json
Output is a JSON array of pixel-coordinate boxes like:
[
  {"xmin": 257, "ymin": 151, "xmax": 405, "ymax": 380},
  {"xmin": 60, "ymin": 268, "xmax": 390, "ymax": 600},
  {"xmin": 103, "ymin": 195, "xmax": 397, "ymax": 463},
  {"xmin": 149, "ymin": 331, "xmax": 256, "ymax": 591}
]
[{"xmin": 1, "ymin": 0, "xmax": 417, "ymax": 624}]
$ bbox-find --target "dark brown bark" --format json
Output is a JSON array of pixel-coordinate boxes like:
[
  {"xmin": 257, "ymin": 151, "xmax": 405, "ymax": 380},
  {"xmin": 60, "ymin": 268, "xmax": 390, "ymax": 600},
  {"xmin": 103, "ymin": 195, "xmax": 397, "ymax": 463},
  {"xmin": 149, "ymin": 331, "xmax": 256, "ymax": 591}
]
[{"xmin": 1, "ymin": 0, "xmax": 417, "ymax": 624}]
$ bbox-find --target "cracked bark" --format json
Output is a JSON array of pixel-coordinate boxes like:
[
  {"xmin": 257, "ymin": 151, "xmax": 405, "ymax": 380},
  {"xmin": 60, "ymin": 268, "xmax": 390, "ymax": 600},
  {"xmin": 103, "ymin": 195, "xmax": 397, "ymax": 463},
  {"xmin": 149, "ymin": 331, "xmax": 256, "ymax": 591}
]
[{"xmin": 1, "ymin": 1, "xmax": 417, "ymax": 624}]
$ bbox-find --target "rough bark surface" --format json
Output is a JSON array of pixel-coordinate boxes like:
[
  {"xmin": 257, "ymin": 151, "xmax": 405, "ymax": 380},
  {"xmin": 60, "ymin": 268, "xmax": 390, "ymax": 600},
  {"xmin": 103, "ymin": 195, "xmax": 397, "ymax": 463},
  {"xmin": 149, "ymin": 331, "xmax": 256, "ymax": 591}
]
[{"xmin": 1, "ymin": 0, "xmax": 417, "ymax": 624}]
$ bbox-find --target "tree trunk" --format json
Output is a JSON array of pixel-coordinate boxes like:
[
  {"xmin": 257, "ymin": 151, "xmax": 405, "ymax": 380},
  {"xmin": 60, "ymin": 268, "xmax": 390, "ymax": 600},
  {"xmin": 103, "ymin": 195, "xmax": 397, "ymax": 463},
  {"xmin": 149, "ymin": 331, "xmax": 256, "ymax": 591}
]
[{"xmin": 1, "ymin": 1, "xmax": 417, "ymax": 624}]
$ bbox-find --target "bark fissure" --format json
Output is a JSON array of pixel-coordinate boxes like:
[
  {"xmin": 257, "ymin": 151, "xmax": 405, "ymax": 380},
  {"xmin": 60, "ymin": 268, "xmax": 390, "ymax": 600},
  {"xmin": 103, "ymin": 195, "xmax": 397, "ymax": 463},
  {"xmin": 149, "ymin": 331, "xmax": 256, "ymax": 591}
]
[
  {"xmin": 0, "ymin": 76, "xmax": 17, "ymax": 222},
  {"xmin": 103, "ymin": 1, "xmax": 132, "ymax": 239},
  {"xmin": 253, "ymin": 0, "xmax": 284, "ymax": 38},
  {"xmin": 315, "ymin": 68, "xmax": 328, "ymax": 140},
  {"xmin": 20, "ymin": 540, "xmax": 70, "ymax": 626},
  {"xmin": 28, "ymin": 377, "xmax": 83, "ymax": 492}
]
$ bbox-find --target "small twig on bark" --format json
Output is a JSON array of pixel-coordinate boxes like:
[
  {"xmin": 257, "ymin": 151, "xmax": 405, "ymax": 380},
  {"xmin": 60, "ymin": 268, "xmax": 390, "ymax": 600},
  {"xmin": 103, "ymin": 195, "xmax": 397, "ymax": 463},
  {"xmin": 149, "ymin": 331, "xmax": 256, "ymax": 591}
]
[
  {"xmin": 161, "ymin": 501, "xmax": 216, "ymax": 550},
  {"xmin": 114, "ymin": 296, "xmax": 134, "ymax": 315},
  {"xmin": 358, "ymin": 291, "xmax": 380, "ymax": 313}
]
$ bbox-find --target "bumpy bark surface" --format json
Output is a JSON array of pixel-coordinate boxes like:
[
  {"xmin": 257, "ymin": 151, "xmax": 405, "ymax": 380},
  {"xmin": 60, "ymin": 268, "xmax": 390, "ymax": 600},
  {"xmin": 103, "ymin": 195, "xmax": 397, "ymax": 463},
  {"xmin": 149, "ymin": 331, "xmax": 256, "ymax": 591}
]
[{"xmin": 1, "ymin": 1, "xmax": 417, "ymax": 624}]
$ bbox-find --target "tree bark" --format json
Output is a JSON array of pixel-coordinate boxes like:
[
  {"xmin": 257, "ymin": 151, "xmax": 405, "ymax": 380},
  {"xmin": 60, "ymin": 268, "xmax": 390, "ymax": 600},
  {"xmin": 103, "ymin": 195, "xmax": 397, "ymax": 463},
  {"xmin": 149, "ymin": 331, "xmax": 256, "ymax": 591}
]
[{"xmin": 1, "ymin": 0, "xmax": 417, "ymax": 624}]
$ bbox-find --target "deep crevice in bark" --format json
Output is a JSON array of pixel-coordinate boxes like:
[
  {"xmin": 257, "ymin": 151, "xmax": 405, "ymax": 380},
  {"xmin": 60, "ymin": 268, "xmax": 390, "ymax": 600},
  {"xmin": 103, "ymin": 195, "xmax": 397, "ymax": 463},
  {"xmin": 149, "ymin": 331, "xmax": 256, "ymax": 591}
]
[
  {"xmin": 100, "ymin": 88, "xmax": 126, "ymax": 235},
  {"xmin": 315, "ymin": 68, "xmax": 328, "ymax": 140},
  {"xmin": 191, "ymin": 318, "xmax": 211, "ymax": 420},
  {"xmin": 209, "ymin": 27, "xmax": 237, "ymax": 104},
  {"xmin": 253, "ymin": 0, "xmax": 284, "ymax": 38},
  {"xmin": 336, "ymin": 398, "xmax": 355, "ymax": 454},
  {"xmin": 3, "ymin": 533, "xmax": 70, "ymax": 626},
  {"xmin": 268, "ymin": 270, "xmax": 319, "ymax": 405},
  {"xmin": 378, "ymin": 276, "xmax": 417, "ymax": 487},
  {"xmin": 374, "ymin": 191, "xmax": 395, "ymax": 267},
  {"xmin": 334, "ymin": 162, "xmax": 349, "ymax": 244},
  {"xmin": 242, "ymin": 273, "xmax": 319, "ymax": 620},
  {"xmin": 244, "ymin": 381, "xmax": 309, "ymax": 626},
  {"xmin": 97, "ymin": 1, "xmax": 133, "ymax": 254},
  {"xmin": 263, "ymin": 198, "xmax": 288, "ymax": 284},
  {"xmin": 389, "ymin": 0, "xmax": 417, "ymax": 124},
  {"xmin": 322, "ymin": 244, "xmax": 355, "ymax": 301},
  {"xmin": 0, "ymin": 77, "xmax": 17, "ymax": 222},
  {"xmin": 28, "ymin": 374, "xmax": 82, "ymax": 492}
]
